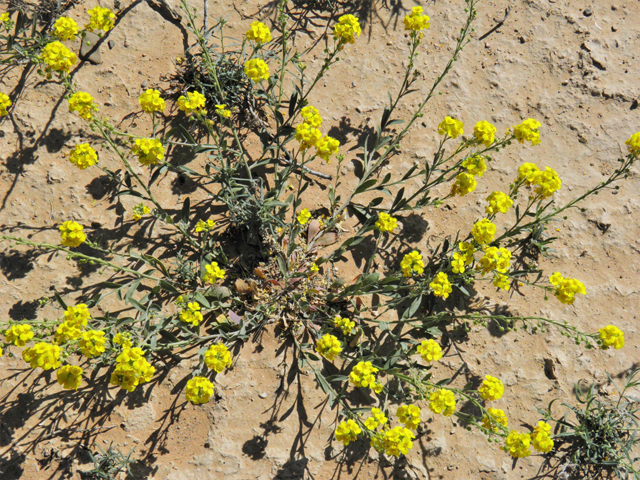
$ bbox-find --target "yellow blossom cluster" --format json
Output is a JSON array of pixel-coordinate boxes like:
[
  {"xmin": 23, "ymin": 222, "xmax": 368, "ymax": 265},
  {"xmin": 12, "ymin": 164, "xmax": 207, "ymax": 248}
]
[
  {"xmin": 517, "ymin": 163, "xmax": 561, "ymax": 198},
  {"xmin": 350, "ymin": 361, "xmax": 383, "ymax": 392},
  {"xmin": 297, "ymin": 208, "xmax": 312, "ymax": 225},
  {"xmin": 59, "ymin": 220, "xmax": 86, "ymax": 247},
  {"xmin": 451, "ymin": 172, "xmax": 477, "ymax": 197},
  {"xmin": 485, "ymin": 191, "xmax": 513, "ymax": 215},
  {"xmin": 429, "ymin": 388, "xmax": 456, "ymax": 416},
  {"xmin": 598, "ymin": 325, "xmax": 624, "ymax": 350},
  {"xmin": 335, "ymin": 419, "xmax": 361, "ymax": 445},
  {"xmin": 333, "ymin": 315, "xmax": 355, "ymax": 335},
  {"xmin": 204, "ymin": 343, "xmax": 232, "ymax": 373},
  {"xmin": 315, "ymin": 334, "xmax": 342, "ymax": 361},
  {"xmin": 295, "ymin": 122, "xmax": 322, "ymax": 151},
  {"xmin": 403, "ymin": 6, "xmax": 430, "ymax": 33},
  {"xmin": 300, "ymin": 106, "xmax": 322, "ymax": 128},
  {"xmin": 378, "ymin": 427, "xmax": 415, "ymax": 456},
  {"xmin": 203, "ymin": 262, "xmax": 225, "ymax": 284},
  {"xmin": 531, "ymin": 421, "xmax": 554, "ymax": 453},
  {"xmin": 363, "ymin": 407, "xmax": 388, "ymax": 430},
  {"xmin": 23, "ymin": 342, "xmax": 61, "ymax": 370},
  {"xmin": 215, "ymin": 104, "xmax": 231, "ymax": 118},
  {"xmin": 333, "ymin": 14, "xmax": 361, "ymax": 45},
  {"xmin": 625, "ymin": 132, "xmax": 640, "ymax": 153},
  {"xmin": 451, "ymin": 242, "xmax": 476, "ymax": 274},
  {"xmin": 132, "ymin": 138, "xmax": 164, "ymax": 165},
  {"xmin": 471, "ymin": 218, "xmax": 496, "ymax": 245},
  {"xmin": 549, "ymin": 272, "xmax": 586, "ymax": 305},
  {"xmin": 397, "ymin": 404, "xmax": 421, "ymax": 429},
  {"xmin": 294, "ymin": 105, "xmax": 340, "ymax": 160},
  {"xmin": 185, "ymin": 376, "xmax": 214, "ymax": 404},
  {"xmin": 481, "ymin": 408, "xmax": 508, "ymax": 431},
  {"xmin": 195, "ymin": 219, "xmax": 216, "ymax": 232},
  {"xmin": 315, "ymin": 135, "xmax": 340, "ymax": 162},
  {"xmin": 53, "ymin": 17, "xmax": 79, "ymax": 41},
  {"xmin": 375, "ymin": 212, "xmax": 397, "ymax": 233},
  {"xmin": 244, "ymin": 58, "xmax": 270, "ymax": 82},
  {"xmin": 57, "ymin": 364, "xmax": 83, "ymax": 390},
  {"xmin": 416, "ymin": 338, "xmax": 442, "ymax": 363},
  {"xmin": 478, "ymin": 246, "xmax": 511, "ymax": 274},
  {"xmin": 41, "ymin": 41, "xmax": 77, "ymax": 73},
  {"xmin": 110, "ymin": 347, "xmax": 155, "ymax": 392},
  {"xmin": 429, "ymin": 272, "xmax": 452, "ymax": 299},
  {"xmin": 0, "ymin": 92, "xmax": 11, "ymax": 116},
  {"xmin": 245, "ymin": 21, "xmax": 272, "ymax": 44},
  {"xmin": 177, "ymin": 91, "xmax": 206, "ymax": 116},
  {"xmin": 504, "ymin": 430, "xmax": 531, "ymax": 458},
  {"xmin": 401, "ymin": 250, "xmax": 424, "ymax": 277},
  {"xmin": 180, "ymin": 302, "xmax": 203, "ymax": 327},
  {"xmin": 473, "ymin": 120, "xmax": 496, "ymax": 147},
  {"xmin": 68, "ymin": 92, "xmax": 98, "ymax": 120},
  {"xmin": 139, "ymin": 89, "xmax": 166, "ymax": 114},
  {"xmin": 79, "ymin": 330, "xmax": 106, "ymax": 358},
  {"xmin": 86, "ymin": 6, "xmax": 115, "ymax": 32},
  {"xmin": 69, "ymin": 143, "xmax": 98, "ymax": 169},
  {"xmin": 513, "ymin": 118, "xmax": 541, "ymax": 145},
  {"xmin": 438, "ymin": 116, "xmax": 463, "ymax": 138},
  {"xmin": 132, "ymin": 203, "xmax": 150, "ymax": 221},
  {"xmin": 478, "ymin": 375, "xmax": 504, "ymax": 401},
  {"xmin": 462, "ymin": 155, "xmax": 487, "ymax": 177},
  {"xmin": 5, "ymin": 324, "xmax": 34, "ymax": 347}
]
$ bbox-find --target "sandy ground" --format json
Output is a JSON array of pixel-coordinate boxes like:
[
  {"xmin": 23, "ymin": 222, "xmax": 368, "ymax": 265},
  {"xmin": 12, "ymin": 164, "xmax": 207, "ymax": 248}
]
[{"xmin": 1, "ymin": 0, "xmax": 639, "ymax": 478}]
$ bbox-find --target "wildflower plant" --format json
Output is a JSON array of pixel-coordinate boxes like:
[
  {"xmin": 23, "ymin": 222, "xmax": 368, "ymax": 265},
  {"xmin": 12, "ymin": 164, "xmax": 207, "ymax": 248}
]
[{"xmin": 0, "ymin": 0, "xmax": 637, "ymax": 474}]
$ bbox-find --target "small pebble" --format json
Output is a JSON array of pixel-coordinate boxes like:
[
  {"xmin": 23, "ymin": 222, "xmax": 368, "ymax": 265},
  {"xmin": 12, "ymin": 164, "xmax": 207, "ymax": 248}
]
[
  {"xmin": 108, "ymin": 40, "xmax": 115, "ymax": 49},
  {"xmin": 258, "ymin": 392, "xmax": 267, "ymax": 399},
  {"xmin": 583, "ymin": 7, "xmax": 593, "ymax": 16}
]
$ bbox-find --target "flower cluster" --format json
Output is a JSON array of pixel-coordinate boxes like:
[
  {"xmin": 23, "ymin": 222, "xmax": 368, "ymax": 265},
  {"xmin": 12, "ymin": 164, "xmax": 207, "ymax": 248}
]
[
  {"xmin": 110, "ymin": 347, "xmax": 155, "ymax": 392},
  {"xmin": 517, "ymin": 162, "xmax": 539, "ymax": 184},
  {"xmin": 203, "ymin": 262, "xmax": 225, "ymax": 283},
  {"xmin": 185, "ymin": 376, "xmax": 214, "ymax": 404},
  {"xmin": 504, "ymin": 430, "xmax": 531, "ymax": 458},
  {"xmin": 397, "ymin": 404, "xmax": 421, "ymax": 429},
  {"xmin": 132, "ymin": 203, "xmax": 150, "ymax": 221},
  {"xmin": 333, "ymin": 14, "xmax": 361, "ymax": 45},
  {"xmin": 295, "ymin": 123, "xmax": 322, "ymax": 151},
  {"xmin": 429, "ymin": 388, "xmax": 456, "ymax": 416},
  {"xmin": 531, "ymin": 421, "xmax": 554, "ymax": 453},
  {"xmin": 315, "ymin": 334, "xmax": 342, "ymax": 361},
  {"xmin": 316, "ymin": 135, "xmax": 340, "ymax": 162},
  {"xmin": 452, "ymin": 242, "xmax": 476, "ymax": 273},
  {"xmin": 195, "ymin": 219, "xmax": 216, "ymax": 232},
  {"xmin": 403, "ymin": 6, "xmax": 430, "ymax": 32},
  {"xmin": 481, "ymin": 408, "xmax": 508, "ymax": 431},
  {"xmin": 478, "ymin": 247, "xmax": 511, "ymax": 274},
  {"xmin": 245, "ymin": 21, "xmax": 272, "ymax": 43},
  {"xmin": 517, "ymin": 163, "xmax": 561, "ymax": 198},
  {"xmin": 625, "ymin": 132, "xmax": 640, "ymax": 153},
  {"xmin": 364, "ymin": 408, "xmax": 388, "ymax": 430},
  {"xmin": 513, "ymin": 118, "xmax": 541, "ymax": 145},
  {"xmin": 68, "ymin": 92, "xmax": 98, "ymax": 120},
  {"xmin": 471, "ymin": 218, "xmax": 496, "ymax": 245},
  {"xmin": 204, "ymin": 343, "xmax": 232, "ymax": 373},
  {"xmin": 180, "ymin": 302, "xmax": 203, "ymax": 327},
  {"xmin": 378, "ymin": 427, "xmax": 415, "ymax": 457},
  {"xmin": 139, "ymin": 89, "xmax": 165, "ymax": 114},
  {"xmin": 473, "ymin": 120, "xmax": 496, "ymax": 147},
  {"xmin": 79, "ymin": 330, "xmax": 106, "ymax": 358},
  {"xmin": 86, "ymin": 6, "xmax": 115, "ymax": 32},
  {"xmin": 549, "ymin": 272, "xmax": 586, "ymax": 305},
  {"xmin": 57, "ymin": 364, "xmax": 83, "ymax": 390},
  {"xmin": 41, "ymin": 41, "xmax": 77, "ymax": 73},
  {"xmin": 215, "ymin": 104, "xmax": 231, "ymax": 118},
  {"xmin": 5, "ymin": 324, "xmax": 34, "ymax": 347},
  {"xmin": 438, "ymin": 116, "xmax": 463, "ymax": 138},
  {"xmin": 451, "ymin": 172, "xmax": 477, "ymax": 197},
  {"xmin": 429, "ymin": 272, "xmax": 452, "ymax": 299},
  {"xmin": 401, "ymin": 251, "xmax": 424, "ymax": 277},
  {"xmin": 598, "ymin": 325, "xmax": 624, "ymax": 350},
  {"xmin": 485, "ymin": 191, "xmax": 513, "ymax": 215},
  {"xmin": 53, "ymin": 17, "xmax": 79, "ymax": 41},
  {"xmin": 333, "ymin": 315, "xmax": 355, "ymax": 335},
  {"xmin": 478, "ymin": 375, "xmax": 504, "ymax": 401},
  {"xmin": 375, "ymin": 212, "xmax": 397, "ymax": 233},
  {"xmin": 462, "ymin": 155, "xmax": 487, "ymax": 177},
  {"xmin": 297, "ymin": 208, "xmax": 312, "ymax": 225},
  {"xmin": 335, "ymin": 419, "xmax": 361, "ymax": 445},
  {"xmin": 54, "ymin": 320, "xmax": 82, "ymax": 344},
  {"xmin": 300, "ymin": 106, "xmax": 322, "ymax": 128},
  {"xmin": 0, "ymin": 92, "xmax": 11, "ymax": 116},
  {"xmin": 23, "ymin": 342, "xmax": 61, "ymax": 370},
  {"xmin": 350, "ymin": 361, "xmax": 383, "ymax": 392},
  {"xmin": 132, "ymin": 138, "xmax": 164, "ymax": 165},
  {"xmin": 417, "ymin": 339, "xmax": 443, "ymax": 363},
  {"xmin": 177, "ymin": 91, "xmax": 206, "ymax": 116},
  {"xmin": 68, "ymin": 143, "xmax": 98, "ymax": 169},
  {"xmin": 244, "ymin": 58, "xmax": 270, "ymax": 82},
  {"xmin": 59, "ymin": 220, "xmax": 86, "ymax": 247}
]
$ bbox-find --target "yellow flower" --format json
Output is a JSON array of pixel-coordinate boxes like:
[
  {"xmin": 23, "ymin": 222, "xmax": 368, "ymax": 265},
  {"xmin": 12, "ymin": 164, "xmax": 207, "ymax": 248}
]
[
  {"xmin": 195, "ymin": 219, "xmax": 216, "ymax": 232},
  {"xmin": 349, "ymin": 361, "xmax": 379, "ymax": 389},
  {"xmin": 54, "ymin": 320, "xmax": 83, "ymax": 344},
  {"xmin": 598, "ymin": 325, "xmax": 624, "ymax": 350},
  {"xmin": 478, "ymin": 246, "xmax": 511, "ymax": 274},
  {"xmin": 481, "ymin": 408, "xmax": 508, "ymax": 431},
  {"xmin": 478, "ymin": 375, "xmax": 504, "ymax": 401},
  {"xmin": 132, "ymin": 138, "xmax": 164, "ymax": 165},
  {"xmin": 471, "ymin": 218, "xmax": 496, "ymax": 245},
  {"xmin": 531, "ymin": 421, "xmax": 554, "ymax": 453},
  {"xmin": 459, "ymin": 242, "xmax": 476, "ymax": 265},
  {"xmin": 485, "ymin": 191, "xmax": 513, "ymax": 215},
  {"xmin": 245, "ymin": 21, "xmax": 271, "ymax": 43},
  {"xmin": 5, "ymin": 324, "xmax": 34, "ymax": 347},
  {"xmin": 59, "ymin": 221, "xmax": 86, "ymax": 248},
  {"xmin": 533, "ymin": 167, "xmax": 561, "ymax": 198},
  {"xmin": 68, "ymin": 92, "xmax": 98, "ymax": 120},
  {"xmin": 79, "ymin": 330, "xmax": 106, "ymax": 358},
  {"xmin": 300, "ymin": 105, "xmax": 322, "ymax": 128},
  {"xmin": 297, "ymin": 208, "xmax": 312, "ymax": 225},
  {"xmin": 0, "ymin": 13, "xmax": 9, "ymax": 23},
  {"xmin": 64, "ymin": 303, "xmax": 91, "ymax": 328},
  {"xmin": 451, "ymin": 252, "xmax": 466, "ymax": 274},
  {"xmin": 112, "ymin": 332, "xmax": 132, "ymax": 348},
  {"xmin": 417, "ymin": 339, "xmax": 442, "ymax": 363},
  {"xmin": 41, "ymin": 41, "xmax": 77, "ymax": 72},
  {"xmin": 462, "ymin": 155, "xmax": 487, "ymax": 177},
  {"xmin": 429, "ymin": 388, "xmax": 456, "ymax": 416},
  {"xmin": 493, "ymin": 272, "xmax": 510, "ymax": 291},
  {"xmin": 57, "ymin": 364, "xmax": 83, "ymax": 390},
  {"xmin": 397, "ymin": 404, "xmax": 421, "ymax": 430},
  {"xmin": 295, "ymin": 123, "xmax": 322, "ymax": 150},
  {"xmin": 549, "ymin": 272, "xmax": 586, "ymax": 305},
  {"xmin": 180, "ymin": 302, "xmax": 203, "ymax": 327},
  {"xmin": 438, "ymin": 116, "xmax": 463, "ymax": 138},
  {"xmin": 22, "ymin": 342, "xmax": 61, "ymax": 370},
  {"xmin": 69, "ymin": 143, "xmax": 98, "ymax": 169},
  {"xmin": 315, "ymin": 334, "xmax": 342, "ymax": 361},
  {"xmin": 86, "ymin": 6, "xmax": 115, "ymax": 32},
  {"xmin": 513, "ymin": 118, "xmax": 541, "ymax": 145},
  {"xmin": 53, "ymin": 17, "xmax": 79, "ymax": 41},
  {"xmin": 430, "ymin": 272, "xmax": 452, "ymax": 299},
  {"xmin": 450, "ymin": 172, "xmax": 477, "ymax": 197},
  {"xmin": 401, "ymin": 250, "xmax": 424, "ymax": 277},
  {"xmin": 204, "ymin": 343, "xmax": 232, "ymax": 373},
  {"xmin": 625, "ymin": 132, "xmax": 640, "ymax": 153},
  {"xmin": 375, "ymin": 212, "xmax": 398, "ymax": 233},
  {"xmin": 403, "ymin": 6, "xmax": 430, "ymax": 32},
  {"xmin": 504, "ymin": 430, "xmax": 531, "ymax": 458},
  {"xmin": 333, "ymin": 315, "xmax": 355, "ymax": 335},
  {"xmin": 315, "ymin": 135, "xmax": 340, "ymax": 162},
  {"xmin": 382, "ymin": 426, "xmax": 415, "ymax": 456},
  {"xmin": 177, "ymin": 91, "xmax": 206, "ymax": 116},
  {"xmin": 0, "ymin": 92, "xmax": 12, "ymax": 116},
  {"xmin": 244, "ymin": 58, "xmax": 270, "ymax": 82},
  {"xmin": 473, "ymin": 120, "xmax": 496, "ymax": 147},
  {"xmin": 333, "ymin": 14, "xmax": 361, "ymax": 45},
  {"xmin": 215, "ymin": 104, "xmax": 231, "ymax": 118},
  {"xmin": 517, "ymin": 162, "xmax": 540, "ymax": 184},
  {"xmin": 364, "ymin": 407, "xmax": 388, "ymax": 430},
  {"xmin": 335, "ymin": 419, "xmax": 361, "ymax": 446},
  {"xmin": 185, "ymin": 376, "xmax": 214, "ymax": 404},
  {"xmin": 110, "ymin": 347, "xmax": 155, "ymax": 392},
  {"xmin": 132, "ymin": 203, "xmax": 151, "ymax": 222},
  {"xmin": 310, "ymin": 262, "xmax": 320, "ymax": 273},
  {"xmin": 138, "ymin": 89, "xmax": 165, "ymax": 114},
  {"xmin": 203, "ymin": 262, "xmax": 226, "ymax": 284}
]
